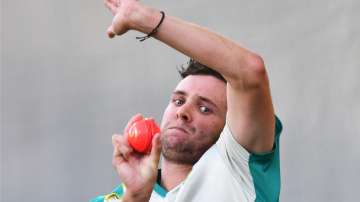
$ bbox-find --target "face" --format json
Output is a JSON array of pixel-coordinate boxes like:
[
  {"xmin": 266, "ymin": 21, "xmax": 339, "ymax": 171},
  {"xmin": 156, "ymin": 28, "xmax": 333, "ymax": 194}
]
[{"xmin": 160, "ymin": 75, "xmax": 227, "ymax": 165}]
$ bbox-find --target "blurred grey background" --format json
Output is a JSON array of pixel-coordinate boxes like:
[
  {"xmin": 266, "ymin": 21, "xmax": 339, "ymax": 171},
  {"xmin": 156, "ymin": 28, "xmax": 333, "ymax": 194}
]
[{"xmin": 1, "ymin": 0, "xmax": 360, "ymax": 201}]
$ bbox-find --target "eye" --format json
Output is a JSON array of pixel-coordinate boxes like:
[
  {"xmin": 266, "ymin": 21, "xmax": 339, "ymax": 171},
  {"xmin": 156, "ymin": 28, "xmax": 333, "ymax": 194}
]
[
  {"xmin": 199, "ymin": 106, "xmax": 211, "ymax": 114},
  {"xmin": 173, "ymin": 99, "xmax": 184, "ymax": 106}
]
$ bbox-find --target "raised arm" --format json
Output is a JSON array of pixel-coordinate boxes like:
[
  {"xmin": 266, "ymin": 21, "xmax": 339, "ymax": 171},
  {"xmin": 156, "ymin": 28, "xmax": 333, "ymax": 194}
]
[{"xmin": 105, "ymin": 0, "xmax": 275, "ymax": 153}]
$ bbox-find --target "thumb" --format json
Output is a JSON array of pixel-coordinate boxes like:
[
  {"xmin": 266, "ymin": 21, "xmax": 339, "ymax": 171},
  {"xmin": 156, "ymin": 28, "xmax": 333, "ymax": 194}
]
[
  {"xmin": 107, "ymin": 25, "xmax": 116, "ymax": 38},
  {"xmin": 149, "ymin": 133, "xmax": 162, "ymax": 167}
]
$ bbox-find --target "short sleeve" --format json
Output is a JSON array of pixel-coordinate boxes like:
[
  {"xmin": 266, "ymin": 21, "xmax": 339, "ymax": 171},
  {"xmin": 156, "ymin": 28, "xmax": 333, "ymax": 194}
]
[{"xmin": 215, "ymin": 115, "xmax": 283, "ymax": 202}]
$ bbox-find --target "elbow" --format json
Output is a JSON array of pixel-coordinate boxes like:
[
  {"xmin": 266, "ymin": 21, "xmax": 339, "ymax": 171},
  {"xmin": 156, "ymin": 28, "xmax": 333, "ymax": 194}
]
[
  {"xmin": 230, "ymin": 53, "xmax": 268, "ymax": 90},
  {"xmin": 245, "ymin": 53, "xmax": 266, "ymax": 77}
]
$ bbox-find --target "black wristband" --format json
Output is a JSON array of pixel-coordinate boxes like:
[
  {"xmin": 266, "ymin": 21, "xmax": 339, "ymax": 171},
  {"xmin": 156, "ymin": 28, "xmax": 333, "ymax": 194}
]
[{"xmin": 136, "ymin": 11, "xmax": 165, "ymax": 42}]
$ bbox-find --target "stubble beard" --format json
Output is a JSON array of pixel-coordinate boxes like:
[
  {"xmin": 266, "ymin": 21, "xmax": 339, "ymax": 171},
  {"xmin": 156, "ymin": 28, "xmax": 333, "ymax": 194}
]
[
  {"xmin": 161, "ymin": 138, "xmax": 201, "ymax": 165},
  {"xmin": 160, "ymin": 132, "xmax": 214, "ymax": 165}
]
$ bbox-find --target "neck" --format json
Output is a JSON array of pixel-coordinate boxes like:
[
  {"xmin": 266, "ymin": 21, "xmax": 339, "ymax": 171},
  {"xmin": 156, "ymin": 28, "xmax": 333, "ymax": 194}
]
[{"xmin": 161, "ymin": 160, "xmax": 192, "ymax": 191}]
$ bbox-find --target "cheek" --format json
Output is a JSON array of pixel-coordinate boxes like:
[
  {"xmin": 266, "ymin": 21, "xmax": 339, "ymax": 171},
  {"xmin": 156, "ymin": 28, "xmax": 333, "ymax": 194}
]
[
  {"xmin": 213, "ymin": 118, "xmax": 226, "ymax": 134},
  {"xmin": 195, "ymin": 118, "xmax": 225, "ymax": 142},
  {"xmin": 160, "ymin": 104, "xmax": 174, "ymax": 129}
]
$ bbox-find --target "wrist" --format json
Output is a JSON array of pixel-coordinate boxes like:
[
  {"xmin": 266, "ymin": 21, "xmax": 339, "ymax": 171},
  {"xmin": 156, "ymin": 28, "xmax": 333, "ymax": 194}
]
[
  {"xmin": 121, "ymin": 182, "xmax": 154, "ymax": 202},
  {"xmin": 122, "ymin": 187, "xmax": 153, "ymax": 202},
  {"xmin": 129, "ymin": 5, "xmax": 163, "ymax": 35}
]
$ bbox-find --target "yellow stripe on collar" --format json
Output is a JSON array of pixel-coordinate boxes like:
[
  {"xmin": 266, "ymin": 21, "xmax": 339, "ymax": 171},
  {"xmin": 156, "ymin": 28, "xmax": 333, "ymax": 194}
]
[{"xmin": 104, "ymin": 192, "xmax": 121, "ymax": 202}]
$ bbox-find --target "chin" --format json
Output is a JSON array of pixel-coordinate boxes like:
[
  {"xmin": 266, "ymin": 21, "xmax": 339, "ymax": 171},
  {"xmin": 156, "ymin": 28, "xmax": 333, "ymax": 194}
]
[
  {"xmin": 162, "ymin": 130, "xmax": 188, "ymax": 146},
  {"xmin": 167, "ymin": 134, "xmax": 187, "ymax": 145}
]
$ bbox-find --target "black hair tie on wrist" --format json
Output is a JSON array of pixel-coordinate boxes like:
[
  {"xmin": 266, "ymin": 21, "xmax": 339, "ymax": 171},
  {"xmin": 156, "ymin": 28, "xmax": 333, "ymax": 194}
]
[{"xmin": 136, "ymin": 11, "xmax": 165, "ymax": 42}]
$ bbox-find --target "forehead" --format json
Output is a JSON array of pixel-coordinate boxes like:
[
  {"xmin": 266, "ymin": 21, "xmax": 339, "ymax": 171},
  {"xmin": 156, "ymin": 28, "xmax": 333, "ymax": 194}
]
[{"xmin": 174, "ymin": 75, "xmax": 226, "ymax": 108}]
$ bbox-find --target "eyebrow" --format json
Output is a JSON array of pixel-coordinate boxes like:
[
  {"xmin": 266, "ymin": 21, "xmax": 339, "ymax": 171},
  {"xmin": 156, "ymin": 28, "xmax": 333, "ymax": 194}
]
[{"xmin": 172, "ymin": 90, "xmax": 220, "ymax": 111}]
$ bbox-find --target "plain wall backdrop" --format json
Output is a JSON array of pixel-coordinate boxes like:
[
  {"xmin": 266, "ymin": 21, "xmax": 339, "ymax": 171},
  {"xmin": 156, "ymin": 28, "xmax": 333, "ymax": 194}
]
[{"xmin": 1, "ymin": 0, "xmax": 359, "ymax": 201}]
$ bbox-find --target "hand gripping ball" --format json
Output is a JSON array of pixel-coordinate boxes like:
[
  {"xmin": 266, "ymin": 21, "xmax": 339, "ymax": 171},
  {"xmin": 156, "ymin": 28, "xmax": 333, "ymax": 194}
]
[{"xmin": 127, "ymin": 118, "xmax": 161, "ymax": 153}]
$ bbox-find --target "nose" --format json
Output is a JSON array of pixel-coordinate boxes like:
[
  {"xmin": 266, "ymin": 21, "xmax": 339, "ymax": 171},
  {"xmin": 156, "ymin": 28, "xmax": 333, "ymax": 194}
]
[{"xmin": 176, "ymin": 103, "xmax": 192, "ymax": 122}]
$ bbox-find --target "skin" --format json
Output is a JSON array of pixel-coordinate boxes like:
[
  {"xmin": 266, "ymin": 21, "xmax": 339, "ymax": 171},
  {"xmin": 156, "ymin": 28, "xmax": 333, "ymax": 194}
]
[
  {"xmin": 106, "ymin": 0, "xmax": 276, "ymax": 201},
  {"xmin": 112, "ymin": 115, "xmax": 162, "ymax": 202},
  {"xmin": 160, "ymin": 75, "xmax": 227, "ymax": 166},
  {"xmin": 159, "ymin": 75, "xmax": 227, "ymax": 191}
]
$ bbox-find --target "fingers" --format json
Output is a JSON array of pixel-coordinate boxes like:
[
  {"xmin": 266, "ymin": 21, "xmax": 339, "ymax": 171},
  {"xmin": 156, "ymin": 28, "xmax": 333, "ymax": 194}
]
[
  {"xmin": 104, "ymin": 0, "xmax": 118, "ymax": 38},
  {"xmin": 149, "ymin": 133, "xmax": 162, "ymax": 169},
  {"xmin": 107, "ymin": 25, "xmax": 116, "ymax": 38},
  {"xmin": 124, "ymin": 113, "xmax": 144, "ymax": 135},
  {"xmin": 112, "ymin": 134, "xmax": 133, "ymax": 162},
  {"xmin": 104, "ymin": 0, "xmax": 118, "ymax": 15},
  {"xmin": 112, "ymin": 114, "xmax": 144, "ymax": 163}
]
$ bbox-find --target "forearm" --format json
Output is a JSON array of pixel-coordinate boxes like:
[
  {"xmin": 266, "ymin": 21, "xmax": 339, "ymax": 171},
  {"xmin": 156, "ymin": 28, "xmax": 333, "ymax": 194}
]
[
  {"xmin": 121, "ymin": 3, "xmax": 275, "ymax": 153},
  {"xmin": 131, "ymin": 6, "xmax": 266, "ymax": 86}
]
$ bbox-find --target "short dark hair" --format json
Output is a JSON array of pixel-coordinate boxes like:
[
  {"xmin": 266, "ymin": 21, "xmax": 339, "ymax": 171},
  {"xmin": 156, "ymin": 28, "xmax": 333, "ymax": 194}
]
[{"xmin": 178, "ymin": 59, "xmax": 226, "ymax": 83}]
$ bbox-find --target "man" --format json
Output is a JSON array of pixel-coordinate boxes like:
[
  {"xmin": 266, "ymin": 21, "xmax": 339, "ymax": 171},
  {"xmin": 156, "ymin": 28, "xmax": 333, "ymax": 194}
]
[{"xmin": 92, "ymin": 0, "xmax": 282, "ymax": 201}]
